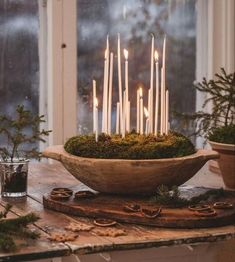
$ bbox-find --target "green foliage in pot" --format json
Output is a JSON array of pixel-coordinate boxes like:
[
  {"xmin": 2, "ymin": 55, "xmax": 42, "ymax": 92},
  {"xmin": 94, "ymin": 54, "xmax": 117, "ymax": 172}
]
[
  {"xmin": 0, "ymin": 105, "xmax": 51, "ymax": 162},
  {"xmin": 176, "ymin": 68, "xmax": 235, "ymax": 144},
  {"xmin": 208, "ymin": 125, "xmax": 235, "ymax": 144}
]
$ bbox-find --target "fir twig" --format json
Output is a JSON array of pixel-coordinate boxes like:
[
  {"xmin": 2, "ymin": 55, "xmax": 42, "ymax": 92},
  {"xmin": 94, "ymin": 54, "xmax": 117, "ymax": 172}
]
[
  {"xmin": 0, "ymin": 105, "xmax": 51, "ymax": 162},
  {"xmin": 175, "ymin": 68, "xmax": 235, "ymax": 141},
  {"xmin": 151, "ymin": 185, "xmax": 225, "ymax": 207},
  {"xmin": 0, "ymin": 205, "xmax": 40, "ymax": 252}
]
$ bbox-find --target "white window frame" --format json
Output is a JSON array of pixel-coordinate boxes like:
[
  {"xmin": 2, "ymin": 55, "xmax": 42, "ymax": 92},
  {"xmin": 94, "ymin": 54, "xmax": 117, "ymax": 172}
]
[
  {"xmin": 196, "ymin": 0, "xmax": 235, "ymax": 147},
  {"xmin": 39, "ymin": 0, "xmax": 77, "ymax": 149},
  {"xmin": 38, "ymin": 0, "xmax": 234, "ymax": 148}
]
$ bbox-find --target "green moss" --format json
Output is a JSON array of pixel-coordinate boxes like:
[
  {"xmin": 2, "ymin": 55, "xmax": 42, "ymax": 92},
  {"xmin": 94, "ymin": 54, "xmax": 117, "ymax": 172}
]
[
  {"xmin": 208, "ymin": 124, "xmax": 235, "ymax": 144},
  {"xmin": 64, "ymin": 131, "xmax": 196, "ymax": 159}
]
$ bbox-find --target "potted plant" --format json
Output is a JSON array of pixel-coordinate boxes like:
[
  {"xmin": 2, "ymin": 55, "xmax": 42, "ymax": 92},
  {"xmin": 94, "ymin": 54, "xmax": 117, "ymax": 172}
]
[
  {"xmin": 0, "ymin": 105, "xmax": 50, "ymax": 197},
  {"xmin": 177, "ymin": 68, "xmax": 235, "ymax": 189}
]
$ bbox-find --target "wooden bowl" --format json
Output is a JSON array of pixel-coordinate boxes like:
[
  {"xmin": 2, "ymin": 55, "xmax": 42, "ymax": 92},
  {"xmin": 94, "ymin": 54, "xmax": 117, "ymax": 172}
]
[{"xmin": 43, "ymin": 146, "xmax": 219, "ymax": 195}]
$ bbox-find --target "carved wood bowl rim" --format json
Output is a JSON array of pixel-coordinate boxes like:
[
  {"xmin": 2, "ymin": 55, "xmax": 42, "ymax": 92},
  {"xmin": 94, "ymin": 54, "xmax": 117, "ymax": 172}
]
[
  {"xmin": 42, "ymin": 145, "xmax": 219, "ymax": 195},
  {"xmin": 43, "ymin": 145, "xmax": 219, "ymax": 163}
]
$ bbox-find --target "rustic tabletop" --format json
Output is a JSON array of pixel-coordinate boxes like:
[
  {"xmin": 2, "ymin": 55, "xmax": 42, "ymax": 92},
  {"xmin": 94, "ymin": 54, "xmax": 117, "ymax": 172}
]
[{"xmin": 0, "ymin": 162, "xmax": 234, "ymax": 262}]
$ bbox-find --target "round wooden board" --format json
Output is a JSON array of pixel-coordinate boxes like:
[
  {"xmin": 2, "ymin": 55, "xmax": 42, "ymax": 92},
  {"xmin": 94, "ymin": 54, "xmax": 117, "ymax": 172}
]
[{"xmin": 43, "ymin": 190, "xmax": 235, "ymax": 229}]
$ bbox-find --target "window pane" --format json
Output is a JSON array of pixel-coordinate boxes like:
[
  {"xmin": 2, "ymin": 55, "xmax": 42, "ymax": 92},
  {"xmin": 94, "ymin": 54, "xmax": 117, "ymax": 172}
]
[
  {"xmin": 0, "ymin": 0, "xmax": 39, "ymax": 144},
  {"xmin": 77, "ymin": 0, "xmax": 196, "ymax": 136}
]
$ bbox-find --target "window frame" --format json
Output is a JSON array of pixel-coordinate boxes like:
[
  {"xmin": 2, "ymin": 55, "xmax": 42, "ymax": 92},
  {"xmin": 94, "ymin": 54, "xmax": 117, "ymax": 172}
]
[{"xmin": 39, "ymin": 0, "xmax": 77, "ymax": 149}]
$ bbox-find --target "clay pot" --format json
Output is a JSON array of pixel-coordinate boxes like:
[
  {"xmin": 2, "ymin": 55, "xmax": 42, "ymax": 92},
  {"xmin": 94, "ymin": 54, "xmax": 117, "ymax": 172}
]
[
  {"xmin": 209, "ymin": 141, "xmax": 235, "ymax": 190},
  {"xmin": 43, "ymin": 145, "xmax": 219, "ymax": 195}
]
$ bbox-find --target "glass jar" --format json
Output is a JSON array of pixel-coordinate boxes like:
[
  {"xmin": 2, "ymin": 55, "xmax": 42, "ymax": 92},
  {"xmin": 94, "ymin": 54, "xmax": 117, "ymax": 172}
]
[{"xmin": 0, "ymin": 159, "xmax": 29, "ymax": 197}]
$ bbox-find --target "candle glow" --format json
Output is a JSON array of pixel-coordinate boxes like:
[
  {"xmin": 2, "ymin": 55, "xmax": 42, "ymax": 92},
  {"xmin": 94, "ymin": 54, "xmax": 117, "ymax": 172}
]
[
  {"xmin": 144, "ymin": 107, "xmax": 149, "ymax": 135},
  {"xmin": 154, "ymin": 50, "xmax": 159, "ymax": 62},
  {"xmin": 123, "ymin": 49, "xmax": 128, "ymax": 60},
  {"xmin": 144, "ymin": 107, "xmax": 149, "ymax": 118}
]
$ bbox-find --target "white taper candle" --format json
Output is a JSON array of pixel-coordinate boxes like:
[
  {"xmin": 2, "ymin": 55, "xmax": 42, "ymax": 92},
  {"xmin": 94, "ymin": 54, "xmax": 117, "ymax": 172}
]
[
  {"xmin": 140, "ymin": 88, "xmax": 144, "ymax": 135},
  {"xmin": 122, "ymin": 90, "xmax": 126, "ymax": 138},
  {"xmin": 137, "ymin": 89, "xmax": 140, "ymax": 133},
  {"xmin": 162, "ymin": 36, "xmax": 166, "ymax": 134},
  {"xmin": 144, "ymin": 107, "xmax": 149, "ymax": 135},
  {"xmin": 165, "ymin": 89, "xmax": 169, "ymax": 135},
  {"xmin": 127, "ymin": 101, "xmax": 130, "ymax": 132},
  {"xmin": 94, "ymin": 97, "xmax": 99, "ymax": 142},
  {"xmin": 93, "ymin": 80, "xmax": 96, "ymax": 133},
  {"xmin": 160, "ymin": 67, "xmax": 164, "ymax": 135},
  {"xmin": 102, "ymin": 47, "xmax": 109, "ymax": 133},
  {"xmin": 116, "ymin": 102, "xmax": 120, "ymax": 134},
  {"xmin": 124, "ymin": 49, "xmax": 129, "ymax": 131},
  {"xmin": 108, "ymin": 52, "xmax": 114, "ymax": 135},
  {"xmin": 150, "ymin": 34, "xmax": 154, "ymax": 133},
  {"xmin": 117, "ymin": 33, "xmax": 123, "ymax": 134},
  {"xmin": 154, "ymin": 51, "xmax": 159, "ymax": 136},
  {"xmin": 148, "ymin": 89, "xmax": 151, "ymax": 120}
]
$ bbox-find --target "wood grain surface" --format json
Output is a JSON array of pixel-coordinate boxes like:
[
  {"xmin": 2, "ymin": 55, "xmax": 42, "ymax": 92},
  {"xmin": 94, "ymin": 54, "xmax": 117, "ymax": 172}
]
[{"xmin": 0, "ymin": 162, "xmax": 235, "ymax": 261}]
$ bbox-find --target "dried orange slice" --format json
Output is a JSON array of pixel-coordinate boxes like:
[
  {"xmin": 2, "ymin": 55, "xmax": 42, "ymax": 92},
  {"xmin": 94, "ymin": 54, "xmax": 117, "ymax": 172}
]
[{"xmin": 141, "ymin": 207, "xmax": 162, "ymax": 218}]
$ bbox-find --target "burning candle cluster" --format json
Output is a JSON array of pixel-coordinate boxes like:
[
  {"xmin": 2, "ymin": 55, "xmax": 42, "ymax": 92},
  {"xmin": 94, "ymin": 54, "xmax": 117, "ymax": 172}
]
[{"xmin": 93, "ymin": 34, "xmax": 169, "ymax": 141}]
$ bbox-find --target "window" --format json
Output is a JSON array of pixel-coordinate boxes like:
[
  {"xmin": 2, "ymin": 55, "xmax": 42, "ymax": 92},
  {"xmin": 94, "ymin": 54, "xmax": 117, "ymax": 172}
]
[
  {"xmin": 0, "ymin": 0, "xmax": 39, "ymax": 144},
  {"xmin": 77, "ymin": 0, "xmax": 196, "ymax": 135}
]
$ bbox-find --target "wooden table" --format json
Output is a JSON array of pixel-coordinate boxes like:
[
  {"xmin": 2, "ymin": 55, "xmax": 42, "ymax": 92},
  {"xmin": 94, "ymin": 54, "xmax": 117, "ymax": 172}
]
[{"xmin": 0, "ymin": 162, "xmax": 235, "ymax": 262}]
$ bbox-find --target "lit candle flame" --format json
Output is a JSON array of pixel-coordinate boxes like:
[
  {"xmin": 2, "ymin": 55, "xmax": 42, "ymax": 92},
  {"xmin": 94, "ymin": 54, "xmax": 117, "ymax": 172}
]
[
  {"xmin": 154, "ymin": 50, "xmax": 159, "ymax": 62},
  {"xmin": 139, "ymin": 87, "xmax": 143, "ymax": 97},
  {"xmin": 105, "ymin": 49, "xmax": 108, "ymax": 59},
  {"xmin": 123, "ymin": 49, "xmax": 128, "ymax": 60},
  {"xmin": 144, "ymin": 107, "xmax": 149, "ymax": 118},
  {"xmin": 94, "ymin": 97, "xmax": 98, "ymax": 107}
]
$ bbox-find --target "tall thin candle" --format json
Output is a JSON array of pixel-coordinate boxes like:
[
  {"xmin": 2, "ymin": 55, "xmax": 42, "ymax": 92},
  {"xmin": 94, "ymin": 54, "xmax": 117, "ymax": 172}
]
[
  {"xmin": 165, "ymin": 89, "xmax": 169, "ymax": 135},
  {"xmin": 162, "ymin": 36, "xmax": 166, "ymax": 133},
  {"xmin": 93, "ymin": 80, "xmax": 96, "ymax": 133},
  {"xmin": 154, "ymin": 51, "xmax": 159, "ymax": 136},
  {"xmin": 102, "ymin": 49, "xmax": 108, "ymax": 133},
  {"xmin": 127, "ymin": 101, "xmax": 130, "ymax": 132},
  {"xmin": 144, "ymin": 107, "xmax": 149, "ymax": 135},
  {"xmin": 150, "ymin": 34, "xmax": 154, "ymax": 133},
  {"xmin": 136, "ymin": 89, "xmax": 140, "ymax": 133},
  {"xmin": 122, "ymin": 90, "xmax": 126, "ymax": 138},
  {"xmin": 124, "ymin": 49, "xmax": 129, "ymax": 131},
  {"xmin": 116, "ymin": 102, "xmax": 120, "ymax": 134},
  {"xmin": 104, "ymin": 36, "xmax": 110, "ymax": 132},
  {"xmin": 160, "ymin": 67, "xmax": 164, "ymax": 135},
  {"xmin": 140, "ymin": 88, "xmax": 144, "ymax": 135},
  {"xmin": 117, "ymin": 34, "xmax": 123, "ymax": 134},
  {"xmin": 108, "ymin": 52, "xmax": 114, "ymax": 135},
  {"xmin": 94, "ymin": 98, "xmax": 99, "ymax": 142}
]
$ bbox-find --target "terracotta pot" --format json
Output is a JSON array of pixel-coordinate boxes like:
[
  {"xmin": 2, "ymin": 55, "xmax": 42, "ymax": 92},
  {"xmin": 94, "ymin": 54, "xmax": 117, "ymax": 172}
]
[
  {"xmin": 209, "ymin": 141, "xmax": 235, "ymax": 190},
  {"xmin": 43, "ymin": 145, "xmax": 219, "ymax": 195}
]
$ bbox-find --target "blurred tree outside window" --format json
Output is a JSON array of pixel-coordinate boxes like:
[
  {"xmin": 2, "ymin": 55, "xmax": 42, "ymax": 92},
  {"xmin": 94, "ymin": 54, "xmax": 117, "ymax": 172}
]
[{"xmin": 0, "ymin": 0, "xmax": 39, "ymax": 147}]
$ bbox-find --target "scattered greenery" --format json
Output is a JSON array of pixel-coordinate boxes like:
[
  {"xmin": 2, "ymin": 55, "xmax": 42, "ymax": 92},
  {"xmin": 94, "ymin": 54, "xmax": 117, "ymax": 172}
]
[
  {"xmin": 176, "ymin": 68, "xmax": 235, "ymax": 144},
  {"xmin": 0, "ymin": 105, "xmax": 51, "ymax": 162},
  {"xmin": 0, "ymin": 204, "xmax": 40, "ymax": 252},
  {"xmin": 152, "ymin": 185, "xmax": 225, "ymax": 207},
  {"xmin": 64, "ymin": 131, "xmax": 195, "ymax": 159}
]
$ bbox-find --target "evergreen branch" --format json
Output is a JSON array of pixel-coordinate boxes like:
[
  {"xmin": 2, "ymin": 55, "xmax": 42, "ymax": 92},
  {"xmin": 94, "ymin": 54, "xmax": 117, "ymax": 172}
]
[
  {"xmin": 0, "ymin": 205, "xmax": 40, "ymax": 252},
  {"xmin": 176, "ymin": 68, "xmax": 235, "ymax": 141},
  {"xmin": 0, "ymin": 105, "xmax": 51, "ymax": 161}
]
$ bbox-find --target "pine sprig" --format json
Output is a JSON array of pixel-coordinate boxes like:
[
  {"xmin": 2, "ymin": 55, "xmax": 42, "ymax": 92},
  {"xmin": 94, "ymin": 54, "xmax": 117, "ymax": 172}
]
[
  {"xmin": 175, "ymin": 68, "xmax": 235, "ymax": 140},
  {"xmin": 0, "ymin": 205, "xmax": 40, "ymax": 252},
  {"xmin": 151, "ymin": 185, "xmax": 225, "ymax": 207},
  {"xmin": 0, "ymin": 105, "xmax": 51, "ymax": 161}
]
